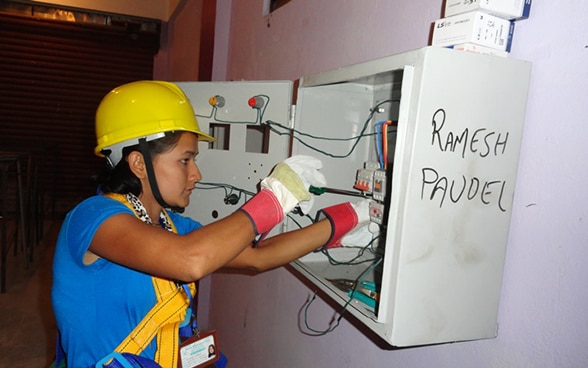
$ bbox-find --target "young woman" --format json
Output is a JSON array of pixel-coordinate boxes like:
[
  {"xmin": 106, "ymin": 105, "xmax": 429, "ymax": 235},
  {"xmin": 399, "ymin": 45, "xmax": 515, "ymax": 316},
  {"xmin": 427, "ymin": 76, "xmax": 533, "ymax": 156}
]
[{"xmin": 51, "ymin": 81, "xmax": 366, "ymax": 367}]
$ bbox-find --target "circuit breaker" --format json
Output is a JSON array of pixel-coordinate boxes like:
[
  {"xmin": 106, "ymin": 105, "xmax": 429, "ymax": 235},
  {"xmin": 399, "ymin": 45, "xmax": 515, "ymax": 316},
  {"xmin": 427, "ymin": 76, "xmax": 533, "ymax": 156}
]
[{"xmin": 180, "ymin": 46, "xmax": 531, "ymax": 347}]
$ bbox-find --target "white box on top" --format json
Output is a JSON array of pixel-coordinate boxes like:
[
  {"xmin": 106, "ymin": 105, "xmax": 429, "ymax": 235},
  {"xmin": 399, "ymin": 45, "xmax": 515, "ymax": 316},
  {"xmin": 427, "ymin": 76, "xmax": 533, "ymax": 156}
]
[
  {"xmin": 444, "ymin": 0, "xmax": 532, "ymax": 21},
  {"xmin": 432, "ymin": 11, "xmax": 514, "ymax": 52}
]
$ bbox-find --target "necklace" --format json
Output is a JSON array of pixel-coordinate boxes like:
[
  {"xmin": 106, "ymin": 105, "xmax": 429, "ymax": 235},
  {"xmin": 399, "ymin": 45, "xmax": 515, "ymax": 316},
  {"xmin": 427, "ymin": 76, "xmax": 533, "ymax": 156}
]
[{"xmin": 125, "ymin": 193, "xmax": 174, "ymax": 232}]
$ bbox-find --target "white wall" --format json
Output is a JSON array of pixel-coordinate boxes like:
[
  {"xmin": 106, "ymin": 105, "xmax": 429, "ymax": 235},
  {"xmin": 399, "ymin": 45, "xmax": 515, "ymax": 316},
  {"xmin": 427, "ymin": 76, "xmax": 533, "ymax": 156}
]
[{"xmin": 202, "ymin": 1, "xmax": 588, "ymax": 367}]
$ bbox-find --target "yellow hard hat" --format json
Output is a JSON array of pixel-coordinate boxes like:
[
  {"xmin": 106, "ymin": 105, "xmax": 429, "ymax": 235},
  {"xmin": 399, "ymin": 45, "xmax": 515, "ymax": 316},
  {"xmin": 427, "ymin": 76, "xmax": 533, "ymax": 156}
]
[{"xmin": 95, "ymin": 80, "xmax": 214, "ymax": 164}]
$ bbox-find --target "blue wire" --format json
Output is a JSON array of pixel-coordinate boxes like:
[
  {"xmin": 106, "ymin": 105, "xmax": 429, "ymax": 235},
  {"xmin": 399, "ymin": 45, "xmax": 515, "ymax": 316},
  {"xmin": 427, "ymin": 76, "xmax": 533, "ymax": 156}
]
[{"xmin": 375, "ymin": 120, "xmax": 387, "ymax": 169}]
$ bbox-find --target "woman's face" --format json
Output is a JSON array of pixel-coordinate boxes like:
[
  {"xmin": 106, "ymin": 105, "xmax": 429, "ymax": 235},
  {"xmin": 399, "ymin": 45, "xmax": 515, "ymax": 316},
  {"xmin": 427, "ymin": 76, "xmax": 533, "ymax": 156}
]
[{"xmin": 152, "ymin": 132, "xmax": 202, "ymax": 209}]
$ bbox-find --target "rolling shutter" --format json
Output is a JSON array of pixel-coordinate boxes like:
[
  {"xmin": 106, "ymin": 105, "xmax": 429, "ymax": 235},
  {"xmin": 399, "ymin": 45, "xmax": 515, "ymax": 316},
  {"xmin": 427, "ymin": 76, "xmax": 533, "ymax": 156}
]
[{"xmin": 0, "ymin": 10, "xmax": 160, "ymax": 216}]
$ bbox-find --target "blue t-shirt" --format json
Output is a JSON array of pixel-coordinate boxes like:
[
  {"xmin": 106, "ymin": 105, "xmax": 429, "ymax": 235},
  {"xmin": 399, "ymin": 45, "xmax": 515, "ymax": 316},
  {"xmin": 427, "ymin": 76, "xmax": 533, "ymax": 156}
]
[{"xmin": 51, "ymin": 195, "xmax": 202, "ymax": 367}]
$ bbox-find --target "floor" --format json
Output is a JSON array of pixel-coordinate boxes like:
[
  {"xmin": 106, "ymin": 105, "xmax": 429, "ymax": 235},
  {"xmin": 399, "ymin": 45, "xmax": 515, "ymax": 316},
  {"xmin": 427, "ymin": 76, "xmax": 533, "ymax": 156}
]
[{"xmin": 0, "ymin": 221, "xmax": 60, "ymax": 367}]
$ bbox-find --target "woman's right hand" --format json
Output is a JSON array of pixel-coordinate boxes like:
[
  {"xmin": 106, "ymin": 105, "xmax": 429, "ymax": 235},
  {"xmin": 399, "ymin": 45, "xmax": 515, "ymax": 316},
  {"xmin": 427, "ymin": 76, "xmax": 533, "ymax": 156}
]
[
  {"xmin": 239, "ymin": 155, "xmax": 326, "ymax": 235},
  {"xmin": 260, "ymin": 155, "xmax": 326, "ymax": 214}
]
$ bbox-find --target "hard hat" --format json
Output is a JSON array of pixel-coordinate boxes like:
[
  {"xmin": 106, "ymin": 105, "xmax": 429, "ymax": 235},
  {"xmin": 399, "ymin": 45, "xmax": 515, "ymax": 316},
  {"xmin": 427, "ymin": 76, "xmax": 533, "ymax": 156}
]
[{"xmin": 95, "ymin": 80, "xmax": 214, "ymax": 166}]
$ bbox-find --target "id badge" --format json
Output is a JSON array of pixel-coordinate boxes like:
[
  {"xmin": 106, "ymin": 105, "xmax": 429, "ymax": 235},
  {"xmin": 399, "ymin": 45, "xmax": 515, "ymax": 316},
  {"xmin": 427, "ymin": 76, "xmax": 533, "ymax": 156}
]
[{"xmin": 178, "ymin": 330, "xmax": 220, "ymax": 368}]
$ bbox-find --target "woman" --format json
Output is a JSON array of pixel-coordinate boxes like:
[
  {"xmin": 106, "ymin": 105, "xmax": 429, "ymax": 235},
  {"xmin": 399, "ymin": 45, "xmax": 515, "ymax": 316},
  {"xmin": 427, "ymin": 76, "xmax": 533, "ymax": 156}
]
[{"xmin": 51, "ymin": 81, "xmax": 366, "ymax": 367}]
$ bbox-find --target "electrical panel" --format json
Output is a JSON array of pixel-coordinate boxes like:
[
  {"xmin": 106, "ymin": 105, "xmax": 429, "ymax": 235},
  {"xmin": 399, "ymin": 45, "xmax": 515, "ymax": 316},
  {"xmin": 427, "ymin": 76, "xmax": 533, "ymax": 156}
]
[
  {"xmin": 178, "ymin": 81, "xmax": 292, "ymax": 235},
  {"xmin": 180, "ymin": 46, "xmax": 532, "ymax": 347}
]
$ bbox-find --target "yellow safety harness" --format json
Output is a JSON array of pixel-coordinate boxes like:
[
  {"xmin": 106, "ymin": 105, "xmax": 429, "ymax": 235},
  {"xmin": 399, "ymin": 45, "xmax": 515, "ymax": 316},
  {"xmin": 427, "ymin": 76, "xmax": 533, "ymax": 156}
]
[{"xmin": 106, "ymin": 193, "xmax": 196, "ymax": 367}]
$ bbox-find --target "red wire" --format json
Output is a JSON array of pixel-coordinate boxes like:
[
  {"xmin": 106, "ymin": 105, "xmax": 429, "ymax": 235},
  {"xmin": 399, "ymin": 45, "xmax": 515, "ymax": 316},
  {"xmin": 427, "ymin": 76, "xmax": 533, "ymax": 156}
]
[{"xmin": 383, "ymin": 121, "xmax": 396, "ymax": 169}]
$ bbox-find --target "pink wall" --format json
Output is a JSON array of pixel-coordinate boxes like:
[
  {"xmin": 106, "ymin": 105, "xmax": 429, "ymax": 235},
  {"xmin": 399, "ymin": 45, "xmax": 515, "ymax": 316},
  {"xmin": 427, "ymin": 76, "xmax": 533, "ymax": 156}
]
[
  {"xmin": 191, "ymin": 1, "xmax": 588, "ymax": 367},
  {"xmin": 154, "ymin": 0, "xmax": 203, "ymax": 81},
  {"xmin": 222, "ymin": 0, "xmax": 443, "ymax": 81}
]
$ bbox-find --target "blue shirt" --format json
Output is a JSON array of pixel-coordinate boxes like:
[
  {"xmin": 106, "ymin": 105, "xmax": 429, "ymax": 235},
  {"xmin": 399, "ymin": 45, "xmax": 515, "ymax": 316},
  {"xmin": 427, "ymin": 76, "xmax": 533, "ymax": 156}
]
[{"xmin": 51, "ymin": 195, "xmax": 202, "ymax": 367}]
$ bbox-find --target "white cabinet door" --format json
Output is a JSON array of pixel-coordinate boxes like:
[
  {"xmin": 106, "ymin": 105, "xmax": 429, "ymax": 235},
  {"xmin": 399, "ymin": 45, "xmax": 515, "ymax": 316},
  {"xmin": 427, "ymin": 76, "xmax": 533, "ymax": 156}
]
[{"xmin": 289, "ymin": 46, "xmax": 531, "ymax": 346}]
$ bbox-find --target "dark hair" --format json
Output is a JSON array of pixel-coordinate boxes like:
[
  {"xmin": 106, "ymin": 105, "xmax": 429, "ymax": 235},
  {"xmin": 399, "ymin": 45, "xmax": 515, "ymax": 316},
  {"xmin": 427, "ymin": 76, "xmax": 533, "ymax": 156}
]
[{"xmin": 95, "ymin": 131, "xmax": 186, "ymax": 195}]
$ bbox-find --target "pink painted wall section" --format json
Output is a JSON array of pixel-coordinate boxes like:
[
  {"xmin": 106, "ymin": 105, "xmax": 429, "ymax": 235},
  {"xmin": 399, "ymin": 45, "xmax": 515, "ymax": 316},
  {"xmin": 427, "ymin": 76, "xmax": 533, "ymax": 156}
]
[
  {"xmin": 224, "ymin": 0, "xmax": 443, "ymax": 81},
  {"xmin": 199, "ymin": 1, "xmax": 588, "ymax": 367},
  {"xmin": 168, "ymin": 0, "xmax": 203, "ymax": 81},
  {"xmin": 154, "ymin": 1, "xmax": 203, "ymax": 81}
]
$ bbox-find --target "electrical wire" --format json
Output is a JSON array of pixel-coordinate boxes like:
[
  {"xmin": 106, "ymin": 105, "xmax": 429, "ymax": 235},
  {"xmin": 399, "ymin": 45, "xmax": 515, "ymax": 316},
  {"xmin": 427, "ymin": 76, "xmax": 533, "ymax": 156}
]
[
  {"xmin": 196, "ymin": 180, "xmax": 385, "ymax": 337},
  {"xmin": 300, "ymin": 257, "xmax": 383, "ymax": 336},
  {"xmin": 193, "ymin": 96, "xmax": 398, "ymax": 335},
  {"xmin": 264, "ymin": 99, "xmax": 398, "ymax": 158},
  {"xmin": 196, "ymin": 181, "xmax": 379, "ymax": 264},
  {"xmin": 382, "ymin": 122, "xmax": 389, "ymax": 169},
  {"xmin": 195, "ymin": 182, "xmax": 256, "ymax": 200},
  {"xmin": 195, "ymin": 105, "xmax": 217, "ymax": 119},
  {"xmin": 382, "ymin": 121, "xmax": 396, "ymax": 169},
  {"xmin": 264, "ymin": 120, "xmax": 371, "ymax": 141},
  {"xmin": 196, "ymin": 182, "xmax": 317, "ymax": 229},
  {"xmin": 198, "ymin": 96, "xmax": 398, "ymax": 161},
  {"xmin": 197, "ymin": 94, "xmax": 271, "ymax": 125},
  {"xmin": 321, "ymin": 235, "xmax": 380, "ymax": 266},
  {"xmin": 374, "ymin": 120, "xmax": 387, "ymax": 169}
]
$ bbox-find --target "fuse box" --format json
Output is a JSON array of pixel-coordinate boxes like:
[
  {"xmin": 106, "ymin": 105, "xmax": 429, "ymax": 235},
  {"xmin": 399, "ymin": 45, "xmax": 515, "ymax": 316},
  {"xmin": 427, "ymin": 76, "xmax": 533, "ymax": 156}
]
[{"xmin": 180, "ymin": 46, "xmax": 531, "ymax": 347}]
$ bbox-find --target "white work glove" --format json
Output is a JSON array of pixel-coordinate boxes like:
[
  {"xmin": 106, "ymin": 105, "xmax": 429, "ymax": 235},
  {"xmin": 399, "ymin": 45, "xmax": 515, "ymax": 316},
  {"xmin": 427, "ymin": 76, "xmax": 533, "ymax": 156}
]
[
  {"xmin": 260, "ymin": 155, "xmax": 327, "ymax": 215},
  {"xmin": 240, "ymin": 155, "xmax": 326, "ymax": 236},
  {"xmin": 351, "ymin": 199, "xmax": 371, "ymax": 224},
  {"xmin": 343, "ymin": 199, "xmax": 381, "ymax": 245},
  {"xmin": 316, "ymin": 199, "xmax": 380, "ymax": 250}
]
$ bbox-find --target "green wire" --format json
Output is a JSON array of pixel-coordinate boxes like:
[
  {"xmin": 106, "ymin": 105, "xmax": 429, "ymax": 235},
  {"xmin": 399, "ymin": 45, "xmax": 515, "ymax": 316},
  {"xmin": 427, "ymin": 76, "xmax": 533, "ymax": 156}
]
[{"xmin": 264, "ymin": 99, "xmax": 398, "ymax": 158}]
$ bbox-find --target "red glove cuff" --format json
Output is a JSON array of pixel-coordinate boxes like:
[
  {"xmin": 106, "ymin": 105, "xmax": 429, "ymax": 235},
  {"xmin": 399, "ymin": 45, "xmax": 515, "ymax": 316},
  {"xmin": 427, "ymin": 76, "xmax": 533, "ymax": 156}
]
[
  {"xmin": 239, "ymin": 189, "xmax": 284, "ymax": 235},
  {"xmin": 316, "ymin": 202, "xmax": 358, "ymax": 250}
]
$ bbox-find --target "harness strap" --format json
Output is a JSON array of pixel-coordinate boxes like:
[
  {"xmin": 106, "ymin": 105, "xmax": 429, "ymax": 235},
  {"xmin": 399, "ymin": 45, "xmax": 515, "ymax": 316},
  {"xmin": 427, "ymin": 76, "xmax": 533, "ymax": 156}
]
[
  {"xmin": 105, "ymin": 193, "xmax": 196, "ymax": 368},
  {"xmin": 115, "ymin": 281, "xmax": 187, "ymax": 363}
]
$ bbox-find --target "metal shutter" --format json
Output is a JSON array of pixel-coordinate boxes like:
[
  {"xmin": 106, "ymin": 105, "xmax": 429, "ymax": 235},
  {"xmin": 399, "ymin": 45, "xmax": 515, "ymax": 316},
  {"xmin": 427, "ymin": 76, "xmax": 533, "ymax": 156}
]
[{"xmin": 0, "ymin": 11, "xmax": 160, "ymax": 217}]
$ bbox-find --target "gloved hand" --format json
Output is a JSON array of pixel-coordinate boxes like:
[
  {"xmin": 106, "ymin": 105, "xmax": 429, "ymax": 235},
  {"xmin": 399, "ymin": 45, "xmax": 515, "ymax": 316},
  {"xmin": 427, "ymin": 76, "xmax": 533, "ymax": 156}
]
[
  {"xmin": 339, "ymin": 222, "xmax": 381, "ymax": 247},
  {"xmin": 315, "ymin": 199, "xmax": 374, "ymax": 251},
  {"xmin": 260, "ymin": 155, "xmax": 326, "ymax": 214},
  {"xmin": 240, "ymin": 155, "xmax": 326, "ymax": 235}
]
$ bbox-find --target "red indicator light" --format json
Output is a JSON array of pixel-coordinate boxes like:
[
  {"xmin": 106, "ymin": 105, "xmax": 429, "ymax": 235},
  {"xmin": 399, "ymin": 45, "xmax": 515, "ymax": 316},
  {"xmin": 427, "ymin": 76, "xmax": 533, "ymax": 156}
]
[{"xmin": 248, "ymin": 96, "xmax": 264, "ymax": 108}]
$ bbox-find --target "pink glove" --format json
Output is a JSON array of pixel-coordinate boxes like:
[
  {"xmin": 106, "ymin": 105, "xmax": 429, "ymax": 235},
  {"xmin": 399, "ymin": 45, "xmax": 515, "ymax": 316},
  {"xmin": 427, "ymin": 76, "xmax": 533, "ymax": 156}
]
[
  {"xmin": 239, "ymin": 189, "xmax": 284, "ymax": 235},
  {"xmin": 240, "ymin": 155, "xmax": 326, "ymax": 235},
  {"xmin": 316, "ymin": 199, "xmax": 371, "ymax": 251}
]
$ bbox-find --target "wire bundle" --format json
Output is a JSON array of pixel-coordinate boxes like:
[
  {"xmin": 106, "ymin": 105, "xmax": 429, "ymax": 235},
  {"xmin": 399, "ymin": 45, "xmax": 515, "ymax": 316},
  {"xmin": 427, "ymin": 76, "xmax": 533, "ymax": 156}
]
[{"xmin": 375, "ymin": 120, "xmax": 396, "ymax": 169}]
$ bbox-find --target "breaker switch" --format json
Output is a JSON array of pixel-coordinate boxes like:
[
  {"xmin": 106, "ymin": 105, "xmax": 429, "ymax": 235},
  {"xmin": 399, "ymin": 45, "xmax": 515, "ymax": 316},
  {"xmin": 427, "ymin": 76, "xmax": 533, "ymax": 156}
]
[
  {"xmin": 354, "ymin": 162, "xmax": 386, "ymax": 197},
  {"xmin": 354, "ymin": 178, "xmax": 371, "ymax": 192},
  {"xmin": 372, "ymin": 170, "xmax": 387, "ymax": 201},
  {"xmin": 354, "ymin": 168, "xmax": 375, "ymax": 192}
]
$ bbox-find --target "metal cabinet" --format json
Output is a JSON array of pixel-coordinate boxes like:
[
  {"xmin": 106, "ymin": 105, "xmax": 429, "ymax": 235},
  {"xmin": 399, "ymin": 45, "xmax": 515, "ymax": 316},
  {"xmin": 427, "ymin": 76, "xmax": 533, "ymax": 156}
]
[{"xmin": 180, "ymin": 46, "xmax": 532, "ymax": 346}]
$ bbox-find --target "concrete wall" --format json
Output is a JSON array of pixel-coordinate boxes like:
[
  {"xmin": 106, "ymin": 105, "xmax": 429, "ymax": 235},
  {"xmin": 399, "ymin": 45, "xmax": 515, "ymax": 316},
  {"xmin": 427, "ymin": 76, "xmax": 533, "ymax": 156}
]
[{"xmin": 194, "ymin": 1, "xmax": 588, "ymax": 367}]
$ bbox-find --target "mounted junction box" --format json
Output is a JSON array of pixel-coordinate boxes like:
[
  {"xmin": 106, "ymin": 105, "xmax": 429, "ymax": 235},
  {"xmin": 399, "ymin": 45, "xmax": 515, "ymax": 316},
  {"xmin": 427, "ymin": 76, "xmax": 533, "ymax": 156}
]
[{"xmin": 180, "ymin": 46, "xmax": 531, "ymax": 347}]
